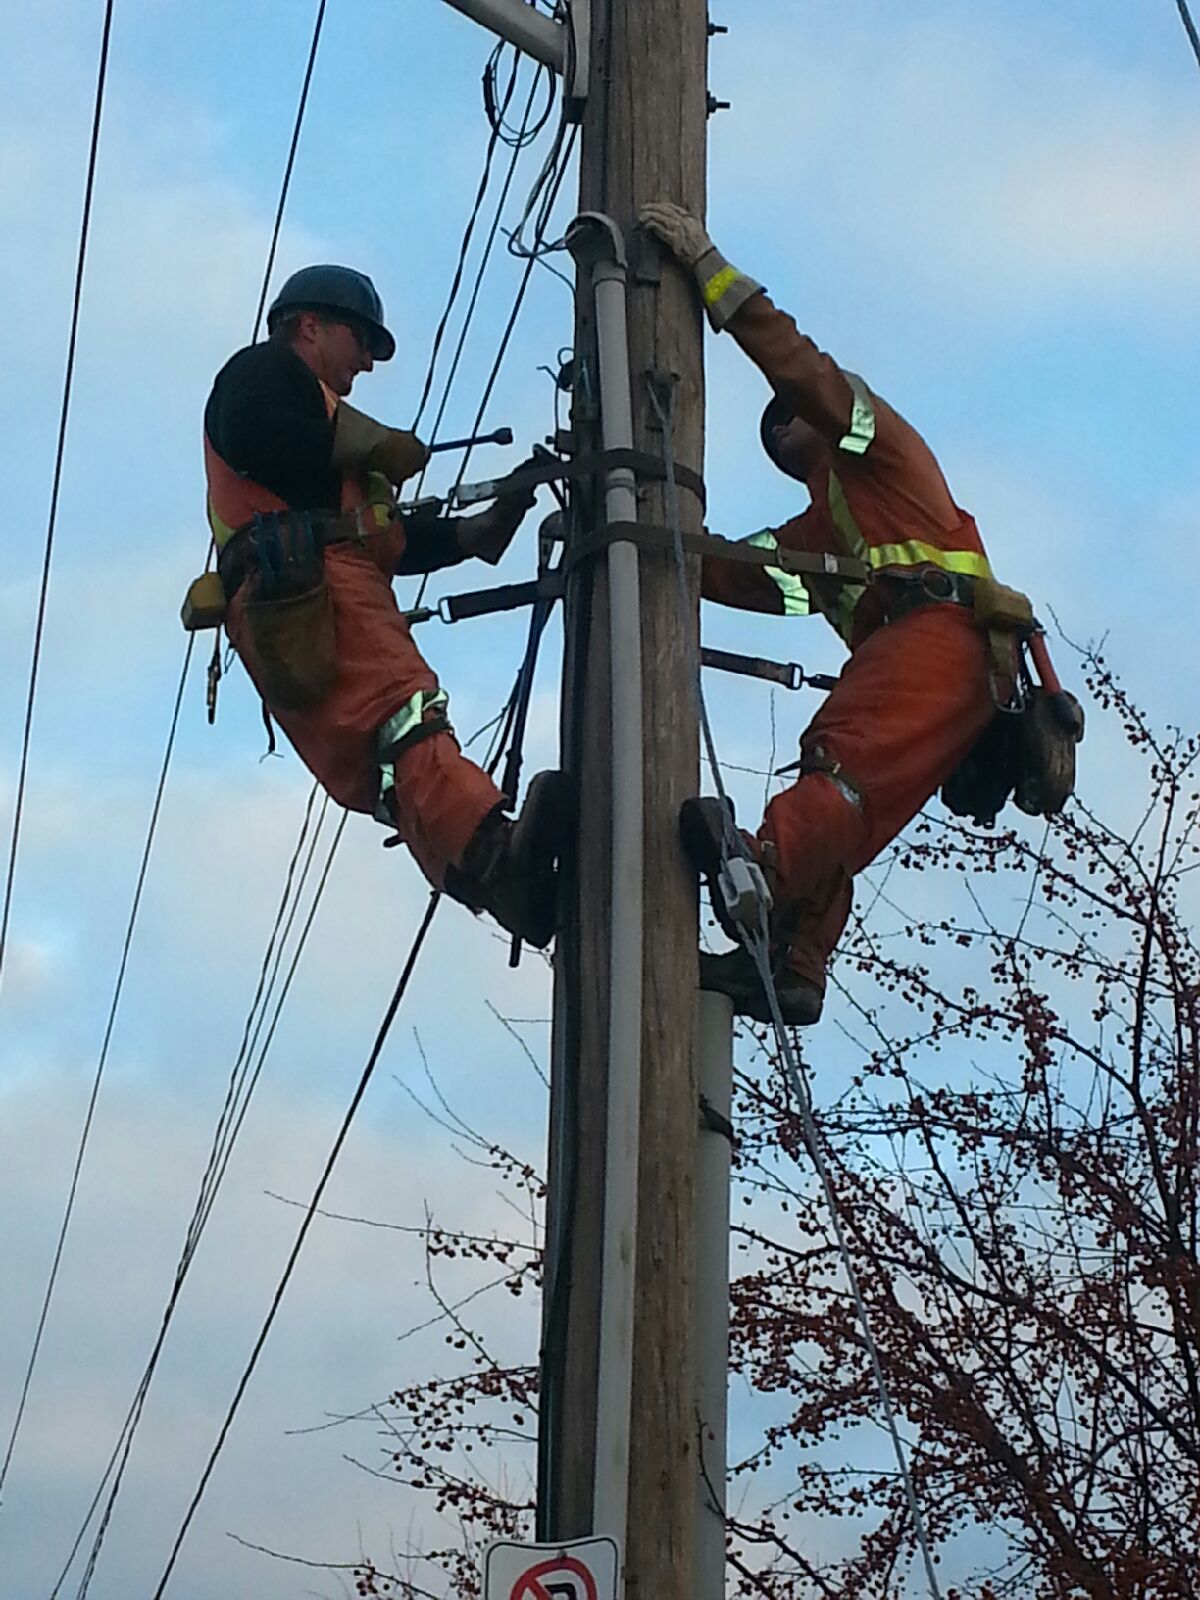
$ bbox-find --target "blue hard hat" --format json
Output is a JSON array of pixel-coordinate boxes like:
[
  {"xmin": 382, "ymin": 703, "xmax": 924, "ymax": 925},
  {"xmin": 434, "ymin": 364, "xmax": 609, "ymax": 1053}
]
[{"xmin": 267, "ymin": 264, "xmax": 395, "ymax": 360}]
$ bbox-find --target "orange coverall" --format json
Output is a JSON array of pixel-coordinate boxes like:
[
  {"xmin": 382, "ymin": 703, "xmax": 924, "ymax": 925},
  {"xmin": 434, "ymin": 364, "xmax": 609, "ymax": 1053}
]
[
  {"xmin": 206, "ymin": 432, "xmax": 504, "ymax": 892},
  {"xmin": 702, "ymin": 294, "xmax": 999, "ymax": 993},
  {"xmin": 224, "ymin": 531, "xmax": 503, "ymax": 890}
]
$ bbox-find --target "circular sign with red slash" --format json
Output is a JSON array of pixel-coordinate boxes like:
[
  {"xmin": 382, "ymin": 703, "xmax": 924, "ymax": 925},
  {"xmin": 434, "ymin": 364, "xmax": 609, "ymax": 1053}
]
[
  {"xmin": 483, "ymin": 1537, "xmax": 619, "ymax": 1600},
  {"xmin": 510, "ymin": 1553, "xmax": 598, "ymax": 1600}
]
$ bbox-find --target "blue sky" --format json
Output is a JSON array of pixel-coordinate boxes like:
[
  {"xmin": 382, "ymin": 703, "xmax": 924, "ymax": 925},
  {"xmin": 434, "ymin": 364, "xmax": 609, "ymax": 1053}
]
[{"xmin": 0, "ymin": 1, "xmax": 1197, "ymax": 1596}]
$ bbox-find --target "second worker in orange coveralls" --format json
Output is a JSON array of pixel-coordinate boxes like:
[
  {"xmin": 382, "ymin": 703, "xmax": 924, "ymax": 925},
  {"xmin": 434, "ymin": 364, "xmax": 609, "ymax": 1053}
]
[{"xmin": 641, "ymin": 203, "xmax": 1007, "ymax": 1026}]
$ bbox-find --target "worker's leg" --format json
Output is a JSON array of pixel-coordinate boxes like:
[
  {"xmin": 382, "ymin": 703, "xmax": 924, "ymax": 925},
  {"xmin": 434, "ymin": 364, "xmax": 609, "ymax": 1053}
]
[
  {"xmin": 762, "ymin": 605, "xmax": 995, "ymax": 990},
  {"xmin": 229, "ymin": 546, "xmax": 564, "ymax": 943},
  {"xmin": 380, "ymin": 724, "xmax": 504, "ymax": 890},
  {"xmin": 227, "ymin": 543, "xmax": 505, "ymax": 871}
]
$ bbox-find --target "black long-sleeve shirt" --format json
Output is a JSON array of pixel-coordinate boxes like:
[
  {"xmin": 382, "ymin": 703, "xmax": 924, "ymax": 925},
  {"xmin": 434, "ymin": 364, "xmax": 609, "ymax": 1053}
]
[{"xmin": 204, "ymin": 340, "xmax": 461, "ymax": 574}]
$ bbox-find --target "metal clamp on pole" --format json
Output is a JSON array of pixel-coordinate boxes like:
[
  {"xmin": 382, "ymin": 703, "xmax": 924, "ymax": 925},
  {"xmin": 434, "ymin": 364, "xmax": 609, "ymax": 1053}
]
[{"xmin": 438, "ymin": 0, "xmax": 589, "ymax": 111}]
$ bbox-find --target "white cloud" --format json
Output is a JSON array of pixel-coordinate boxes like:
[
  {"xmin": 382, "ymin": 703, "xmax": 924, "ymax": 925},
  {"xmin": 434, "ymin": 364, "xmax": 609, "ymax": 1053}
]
[{"xmin": 715, "ymin": 6, "xmax": 1200, "ymax": 321}]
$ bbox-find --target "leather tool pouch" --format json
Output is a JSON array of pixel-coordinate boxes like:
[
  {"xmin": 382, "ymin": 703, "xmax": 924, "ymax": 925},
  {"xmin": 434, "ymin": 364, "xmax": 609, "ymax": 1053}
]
[
  {"xmin": 1014, "ymin": 687, "xmax": 1084, "ymax": 817},
  {"xmin": 941, "ymin": 708, "xmax": 1021, "ymax": 826},
  {"xmin": 242, "ymin": 514, "xmax": 337, "ymax": 712}
]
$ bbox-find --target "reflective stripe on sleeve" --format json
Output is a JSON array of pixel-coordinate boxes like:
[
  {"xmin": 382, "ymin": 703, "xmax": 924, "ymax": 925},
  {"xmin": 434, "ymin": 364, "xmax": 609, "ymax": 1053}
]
[
  {"xmin": 838, "ymin": 373, "xmax": 876, "ymax": 456},
  {"xmin": 701, "ymin": 264, "xmax": 742, "ymax": 307},
  {"xmin": 746, "ymin": 530, "xmax": 811, "ymax": 617}
]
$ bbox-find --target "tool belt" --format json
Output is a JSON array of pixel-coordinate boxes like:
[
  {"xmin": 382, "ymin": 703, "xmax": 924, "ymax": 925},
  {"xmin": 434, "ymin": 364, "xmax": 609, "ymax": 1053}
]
[
  {"xmin": 219, "ymin": 510, "xmax": 354, "ymax": 712},
  {"xmin": 874, "ymin": 566, "xmax": 1084, "ymax": 825},
  {"xmin": 216, "ymin": 507, "xmax": 374, "ymax": 600},
  {"xmin": 883, "ymin": 566, "xmax": 978, "ymax": 622}
]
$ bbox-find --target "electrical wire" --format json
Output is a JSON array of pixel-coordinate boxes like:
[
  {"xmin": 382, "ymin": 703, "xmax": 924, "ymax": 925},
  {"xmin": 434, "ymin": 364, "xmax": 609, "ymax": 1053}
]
[
  {"xmin": 410, "ymin": 46, "xmax": 523, "ymax": 437},
  {"xmin": 251, "ymin": 0, "xmax": 328, "ymax": 342},
  {"xmin": 0, "ymin": 637, "xmax": 193, "ymax": 1503},
  {"xmin": 413, "ymin": 55, "xmax": 550, "ymax": 494},
  {"xmin": 3, "ymin": 0, "xmax": 331, "ymax": 1530},
  {"xmin": 148, "ymin": 890, "xmax": 443, "ymax": 1600},
  {"xmin": 648, "ymin": 378, "xmax": 945, "ymax": 1600},
  {"xmin": 0, "ymin": 0, "xmax": 114, "ymax": 997},
  {"xmin": 143, "ymin": 652, "xmax": 541, "ymax": 1594},
  {"xmin": 56, "ymin": 806, "xmax": 345, "ymax": 1600},
  {"xmin": 1174, "ymin": 0, "xmax": 1200, "ymax": 69}
]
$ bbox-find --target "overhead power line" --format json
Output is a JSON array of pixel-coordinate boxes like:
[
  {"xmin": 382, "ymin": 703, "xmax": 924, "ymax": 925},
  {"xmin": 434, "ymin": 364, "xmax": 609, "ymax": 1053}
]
[
  {"xmin": 0, "ymin": 638, "xmax": 194, "ymax": 1503},
  {"xmin": 145, "ymin": 635, "xmax": 544, "ymax": 1596},
  {"xmin": 1175, "ymin": 0, "xmax": 1200, "ymax": 69},
  {"xmin": 1, "ymin": 0, "xmax": 331, "ymax": 1520},
  {"xmin": 57, "ymin": 802, "xmax": 345, "ymax": 1600},
  {"xmin": 0, "ymin": 0, "xmax": 114, "ymax": 997}
]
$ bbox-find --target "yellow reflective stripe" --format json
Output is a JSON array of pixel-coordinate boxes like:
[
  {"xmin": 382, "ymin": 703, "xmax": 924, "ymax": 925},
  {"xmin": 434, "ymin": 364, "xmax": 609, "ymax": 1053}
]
[
  {"xmin": 746, "ymin": 530, "xmax": 810, "ymax": 617},
  {"xmin": 207, "ymin": 497, "xmax": 237, "ymax": 549},
  {"xmin": 374, "ymin": 688, "xmax": 451, "ymax": 823},
  {"xmin": 701, "ymin": 264, "xmax": 741, "ymax": 307},
  {"xmin": 839, "ymin": 373, "xmax": 876, "ymax": 456},
  {"xmin": 827, "ymin": 471, "xmax": 867, "ymax": 559},
  {"xmin": 869, "ymin": 541, "xmax": 993, "ymax": 579}
]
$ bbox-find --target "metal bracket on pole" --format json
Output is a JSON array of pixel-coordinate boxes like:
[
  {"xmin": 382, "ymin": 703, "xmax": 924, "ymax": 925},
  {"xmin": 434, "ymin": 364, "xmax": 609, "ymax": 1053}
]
[{"xmin": 438, "ymin": 0, "xmax": 589, "ymax": 111}]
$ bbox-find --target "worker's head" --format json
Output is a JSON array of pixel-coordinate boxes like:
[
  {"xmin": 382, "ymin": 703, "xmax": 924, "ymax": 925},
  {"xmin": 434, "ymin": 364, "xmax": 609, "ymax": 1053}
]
[
  {"xmin": 760, "ymin": 395, "xmax": 827, "ymax": 484},
  {"xmin": 267, "ymin": 265, "xmax": 395, "ymax": 396}
]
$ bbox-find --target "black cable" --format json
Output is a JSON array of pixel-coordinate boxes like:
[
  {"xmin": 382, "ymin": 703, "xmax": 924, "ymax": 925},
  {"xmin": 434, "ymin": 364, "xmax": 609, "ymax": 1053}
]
[
  {"xmin": 60, "ymin": 810, "xmax": 347, "ymax": 1600},
  {"xmin": 415, "ymin": 62, "xmax": 546, "ymax": 485},
  {"xmin": 141, "ymin": 661, "xmax": 537, "ymax": 1593},
  {"xmin": 251, "ymin": 0, "xmax": 328, "ymax": 342},
  {"xmin": 411, "ymin": 46, "xmax": 521, "ymax": 436},
  {"xmin": 450, "ymin": 122, "xmax": 578, "ymax": 494},
  {"xmin": 0, "ymin": 635, "xmax": 193, "ymax": 1503},
  {"xmin": 149, "ymin": 892, "xmax": 443, "ymax": 1598},
  {"xmin": 6, "ymin": 0, "xmax": 331, "ymax": 1534},
  {"xmin": 0, "ymin": 0, "xmax": 114, "ymax": 996},
  {"xmin": 1175, "ymin": 0, "xmax": 1200, "ymax": 68}
]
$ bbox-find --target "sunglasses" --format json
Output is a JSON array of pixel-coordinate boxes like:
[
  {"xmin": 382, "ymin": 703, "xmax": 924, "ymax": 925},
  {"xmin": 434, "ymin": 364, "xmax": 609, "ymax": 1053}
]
[{"xmin": 335, "ymin": 319, "xmax": 375, "ymax": 357}]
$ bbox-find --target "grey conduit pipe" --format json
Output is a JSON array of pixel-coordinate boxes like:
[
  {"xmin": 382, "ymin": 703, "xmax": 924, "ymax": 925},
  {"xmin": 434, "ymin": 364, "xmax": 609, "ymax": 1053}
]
[{"xmin": 566, "ymin": 212, "xmax": 644, "ymax": 1555}]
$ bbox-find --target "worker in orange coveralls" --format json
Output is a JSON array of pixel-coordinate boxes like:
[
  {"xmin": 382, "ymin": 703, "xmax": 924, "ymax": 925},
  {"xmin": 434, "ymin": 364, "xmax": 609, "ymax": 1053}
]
[
  {"xmin": 204, "ymin": 265, "xmax": 564, "ymax": 946},
  {"xmin": 641, "ymin": 203, "xmax": 1006, "ymax": 1025}
]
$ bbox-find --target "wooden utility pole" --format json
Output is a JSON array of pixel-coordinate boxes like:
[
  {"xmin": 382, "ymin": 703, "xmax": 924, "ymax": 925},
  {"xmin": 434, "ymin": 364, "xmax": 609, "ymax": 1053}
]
[{"xmin": 541, "ymin": 0, "xmax": 710, "ymax": 1594}]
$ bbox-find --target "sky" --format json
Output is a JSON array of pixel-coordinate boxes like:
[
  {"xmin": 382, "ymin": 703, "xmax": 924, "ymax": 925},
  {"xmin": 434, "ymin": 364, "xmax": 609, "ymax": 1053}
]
[{"xmin": 0, "ymin": 1, "xmax": 1198, "ymax": 1596}]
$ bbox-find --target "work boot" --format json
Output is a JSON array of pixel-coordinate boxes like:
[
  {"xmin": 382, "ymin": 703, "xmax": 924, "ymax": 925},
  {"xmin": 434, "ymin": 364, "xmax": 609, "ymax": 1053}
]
[
  {"xmin": 444, "ymin": 770, "xmax": 567, "ymax": 948},
  {"xmin": 698, "ymin": 946, "xmax": 824, "ymax": 1027},
  {"xmin": 679, "ymin": 795, "xmax": 745, "ymax": 941},
  {"xmin": 681, "ymin": 795, "xmax": 823, "ymax": 1026}
]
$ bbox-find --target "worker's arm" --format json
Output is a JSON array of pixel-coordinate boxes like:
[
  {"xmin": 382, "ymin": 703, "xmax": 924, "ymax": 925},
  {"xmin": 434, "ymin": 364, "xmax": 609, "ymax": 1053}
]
[
  {"xmin": 395, "ymin": 466, "xmax": 539, "ymax": 576},
  {"xmin": 700, "ymin": 521, "xmax": 812, "ymax": 617},
  {"xmin": 722, "ymin": 295, "xmax": 861, "ymax": 445},
  {"xmin": 331, "ymin": 403, "xmax": 428, "ymax": 487},
  {"xmin": 639, "ymin": 202, "xmax": 858, "ymax": 444},
  {"xmin": 205, "ymin": 343, "xmax": 342, "ymax": 509}
]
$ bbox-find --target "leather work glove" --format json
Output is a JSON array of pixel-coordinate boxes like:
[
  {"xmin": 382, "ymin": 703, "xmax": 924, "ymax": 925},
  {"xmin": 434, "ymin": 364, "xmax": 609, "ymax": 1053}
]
[
  {"xmin": 639, "ymin": 200, "xmax": 764, "ymax": 332},
  {"xmin": 332, "ymin": 402, "xmax": 429, "ymax": 487},
  {"xmin": 457, "ymin": 457, "xmax": 539, "ymax": 566}
]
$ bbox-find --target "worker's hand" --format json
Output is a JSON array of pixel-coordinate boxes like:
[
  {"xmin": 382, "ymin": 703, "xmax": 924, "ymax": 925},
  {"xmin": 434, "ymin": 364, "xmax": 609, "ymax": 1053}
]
[
  {"xmin": 457, "ymin": 464, "xmax": 538, "ymax": 565},
  {"xmin": 367, "ymin": 427, "xmax": 429, "ymax": 488},
  {"xmin": 639, "ymin": 201, "xmax": 715, "ymax": 269},
  {"xmin": 642, "ymin": 201, "xmax": 763, "ymax": 333},
  {"xmin": 334, "ymin": 402, "xmax": 430, "ymax": 486}
]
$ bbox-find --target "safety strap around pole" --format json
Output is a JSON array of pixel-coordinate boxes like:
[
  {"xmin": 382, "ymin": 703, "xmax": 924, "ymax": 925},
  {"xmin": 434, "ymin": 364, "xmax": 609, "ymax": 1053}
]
[
  {"xmin": 441, "ymin": 447, "xmax": 709, "ymax": 511},
  {"xmin": 563, "ymin": 520, "xmax": 871, "ymax": 585}
]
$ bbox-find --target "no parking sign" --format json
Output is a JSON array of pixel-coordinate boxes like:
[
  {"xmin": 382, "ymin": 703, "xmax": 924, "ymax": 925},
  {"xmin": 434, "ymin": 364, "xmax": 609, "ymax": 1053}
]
[{"xmin": 483, "ymin": 1536, "xmax": 619, "ymax": 1600}]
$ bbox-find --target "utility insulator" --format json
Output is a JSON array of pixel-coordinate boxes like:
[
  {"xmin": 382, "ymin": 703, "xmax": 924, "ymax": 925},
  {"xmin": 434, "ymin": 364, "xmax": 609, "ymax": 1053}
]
[
  {"xmin": 707, "ymin": 19, "xmax": 728, "ymax": 36},
  {"xmin": 707, "ymin": 93, "xmax": 730, "ymax": 116}
]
